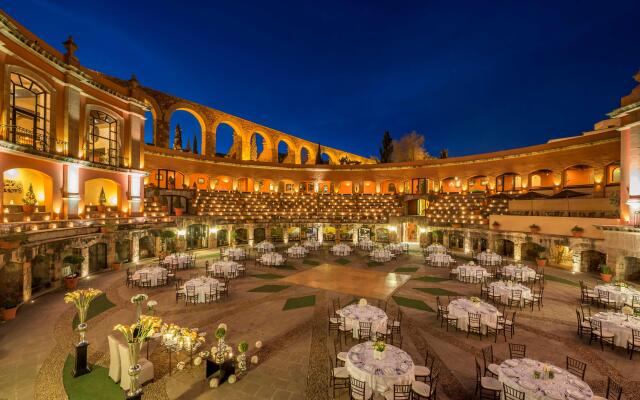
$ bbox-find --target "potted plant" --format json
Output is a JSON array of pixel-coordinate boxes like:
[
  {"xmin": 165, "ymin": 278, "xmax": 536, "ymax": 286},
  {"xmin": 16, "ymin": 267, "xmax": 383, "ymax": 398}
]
[
  {"xmin": 2, "ymin": 297, "xmax": 18, "ymax": 321},
  {"xmin": 63, "ymin": 254, "xmax": 85, "ymax": 289},
  {"xmin": 22, "ymin": 183, "xmax": 37, "ymax": 215},
  {"xmin": 174, "ymin": 206, "xmax": 184, "ymax": 216},
  {"xmin": 536, "ymin": 247, "xmax": 548, "ymax": 267},
  {"xmin": 160, "ymin": 230, "xmax": 176, "ymax": 254},
  {"xmin": 599, "ymin": 264, "xmax": 613, "ymax": 283},
  {"xmin": 97, "ymin": 187, "xmax": 107, "ymax": 212},
  {"xmin": 571, "ymin": 225, "xmax": 584, "ymax": 238},
  {"xmin": 529, "ymin": 224, "xmax": 540, "ymax": 234},
  {"xmin": 0, "ymin": 232, "xmax": 26, "ymax": 250},
  {"xmin": 152, "ymin": 186, "xmax": 160, "ymax": 202},
  {"xmin": 491, "ymin": 221, "xmax": 500, "ymax": 230},
  {"xmin": 111, "ymin": 261, "xmax": 122, "ymax": 271}
]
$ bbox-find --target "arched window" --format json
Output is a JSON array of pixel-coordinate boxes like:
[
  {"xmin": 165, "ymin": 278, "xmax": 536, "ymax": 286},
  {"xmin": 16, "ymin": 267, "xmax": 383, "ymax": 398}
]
[
  {"xmin": 9, "ymin": 73, "xmax": 50, "ymax": 151},
  {"xmin": 86, "ymin": 110, "xmax": 120, "ymax": 166}
]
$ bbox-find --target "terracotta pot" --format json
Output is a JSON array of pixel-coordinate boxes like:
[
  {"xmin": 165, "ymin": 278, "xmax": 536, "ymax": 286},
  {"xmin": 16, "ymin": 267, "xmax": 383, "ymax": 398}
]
[
  {"xmin": 111, "ymin": 262, "xmax": 121, "ymax": 271},
  {"xmin": 0, "ymin": 241, "xmax": 20, "ymax": 250},
  {"xmin": 22, "ymin": 205, "xmax": 35, "ymax": 215},
  {"xmin": 174, "ymin": 208, "xmax": 184, "ymax": 216},
  {"xmin": 572, "ymin": 231, "xmax": 583, "ymax": 238},
  {"xmin": 600, "ymin": 273, "xmax": 613, "ymax": 283},
  {"xmin": 2, "ymin": 307, "xmax": 17, "ymax": 321},
  {"xmin": 65, "ymin": 276, "xmax": 79, "ymax": 290},
  {"xmin": 536, "ymin": 258, "xmax": 547, "ymax": 267}
]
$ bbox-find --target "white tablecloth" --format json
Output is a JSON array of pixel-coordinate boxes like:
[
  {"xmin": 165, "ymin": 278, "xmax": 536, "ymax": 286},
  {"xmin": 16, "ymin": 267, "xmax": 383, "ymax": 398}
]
[
  {"xmin": 208, "ymin": 261, "xmax": 239, "ymax": 278},
  {"xmin": 427, "ymin": 253, "xmax": 454, "ymax": 266},
  {"xmin": 594, "ymin": 284, "xmax": 640, "ymax": 307},
  {"xmin": 183, "ymin": 277, "xmax": 219, "ymax": 303},
  {"xmin": 370, "ymin": 249, "xmax": 392, "ymax": 262},
  {"xmin": 426, "ymin": 244, "xmax": 447, "ymax": 254},
  {"xmin": 225, "ymin": 247, "xmax": 246, "ymax": 260},
  {"xmin": 287, "ymin": 246, "xmax": 308, "ymax": 257},
  {"xmin": 448, "ymin": 298, "xmax": 500, "ymax": 334},
  {"xmin": 260, "ymin": 252, "xmax": 284, "ymax": 266},
  {"xmin": 303, "ymin": 240, "xmax": 321, "ymax": 250},
  {"xmin": 256, "ymin": 241, "xmax": 275, "ymax": 252},
  {"xmin": 331, "ymin": 244, "xmax": 352, "ymax": 256},
  {"xmin": 133, "ymin": 266, "xmax": 167, "ymax": 287},
  {"xmin": 387, "ymin": 243, "xmax": 407, "ymax": 254},
  {"xmin": 453, "ymin": 264, "xmax": 488, "ymax": 282},
  {"xmin": 503, "ymin": 265, "xmax": 536, "ymax": 281},
  {"xmin": 498, "ymin": 358, "xmax": 593, "ymax": 400},
  {"xmin": 490, "ymin": 281, "xmax": 532, "ymax": 305},
  {"xmin": 359, "ymin": 240, "xmax": 374, "ymax": 251},
  {"xmin": 592, "ymin": 312, "xmax": 640, "ymax": 348},
  {"xmin": 164, "ymin": 255, "xmax": 190, "ymax": 268},
  {"xmin": 477, "ymin": 252, "xmax": 502, "ymax": 264},
  {"xmin": 337, "ymin": 304, "xmax": 388, "ymax": 339},
  {"xmin": 345, "ymin": 342, "xmax": 414, "ymax": 394}
]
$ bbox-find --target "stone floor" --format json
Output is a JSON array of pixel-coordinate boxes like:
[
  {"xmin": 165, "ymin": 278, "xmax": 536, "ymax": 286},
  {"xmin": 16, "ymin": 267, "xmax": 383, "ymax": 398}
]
[{"xmin": 1, "ymin": 245, "xmax": 639, "ymax": 400}]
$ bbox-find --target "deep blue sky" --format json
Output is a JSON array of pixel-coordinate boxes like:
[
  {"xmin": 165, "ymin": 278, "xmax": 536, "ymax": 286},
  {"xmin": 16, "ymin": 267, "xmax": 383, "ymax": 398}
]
[{"xmin": 5, "ymin": 1, "xmax": 640, "ymax": 158}]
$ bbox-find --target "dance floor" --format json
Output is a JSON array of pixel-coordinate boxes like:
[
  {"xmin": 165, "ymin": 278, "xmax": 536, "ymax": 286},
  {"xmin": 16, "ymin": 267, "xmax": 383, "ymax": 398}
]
[{"xmin": 281, "ymin": 263, "xmax": 411, "ymax": 299}]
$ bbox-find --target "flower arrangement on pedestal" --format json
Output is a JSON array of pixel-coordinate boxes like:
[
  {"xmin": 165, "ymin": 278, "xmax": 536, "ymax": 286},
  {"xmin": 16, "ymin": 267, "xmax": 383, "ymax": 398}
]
[
  {"xmin": 372, "ymin": 340, "xmax": 386, "ymax": 360},
  {"xmin": 236, "ymin": 341, "xmax": 249, "ymax": 374},
  {"xmin": 131, "ymin": 294, "xmax": 148, "ymax": 321},
  {"xmin": 113, "ymin": 315, "xmax": 163, "ymax": 398},
  {"xmin": 64, "ymin": 288, "xmax": 103, "ymax": 344},
  {"xmin": 358, "ymin": 298, "xmax": 367, "ymax": 307},
  {"xmin": 214, "ymin": 323, "xmax": 229, "ymax": 364}
]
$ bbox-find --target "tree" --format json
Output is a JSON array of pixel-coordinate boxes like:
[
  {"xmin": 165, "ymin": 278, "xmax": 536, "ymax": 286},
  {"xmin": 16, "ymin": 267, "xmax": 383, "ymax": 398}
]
[
  {"xmin": 193, "ymin": 135, "xmax": 199, "ymax": 154},
  {"xmin": 378, "ymin": 131, "xmax": 393, "ymax": 163},
  {"xmin": 439, "ymin": 148, "xmax": 448, "ymax": 159},
  {"xmin": 23, "ymin": 184, "xmax": 37, "ymax": 206},
  {"xmin": 98, "ymin": 187, "xmax": 106, "ymax": 205},
  {"xmin": 391, "ymin": 131, "xmax": 430, "ymax": 162},
  {"xmin": 315, "ymin": 143, "xmax": 324, "ymax": 164}
]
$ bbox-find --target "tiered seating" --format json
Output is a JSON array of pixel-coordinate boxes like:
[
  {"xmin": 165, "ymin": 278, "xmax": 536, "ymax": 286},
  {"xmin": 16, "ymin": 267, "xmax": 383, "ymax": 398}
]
[
  {"xmin": 190, "ymin": 191, "xmax": 402, "ymax": 223},
  {"xmin": 142, "ymin": 199, "xmax": 168, "ymax": 217},
  {"xmin": 425, "ymin": 193, "xmax": 507, "ymax": 226}
]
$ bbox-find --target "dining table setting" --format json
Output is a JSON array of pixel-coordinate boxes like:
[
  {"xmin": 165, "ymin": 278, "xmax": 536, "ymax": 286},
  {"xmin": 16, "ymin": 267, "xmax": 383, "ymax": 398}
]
[{"xmin": 345, "ymin": 341, "xmax": 415, "ymax": 394}]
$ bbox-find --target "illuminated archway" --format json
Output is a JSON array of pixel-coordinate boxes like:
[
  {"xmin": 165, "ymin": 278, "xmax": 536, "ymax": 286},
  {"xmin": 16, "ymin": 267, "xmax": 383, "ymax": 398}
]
[
  {"xmin": 563, "ymin": 165, "xmax": 594, "ymax": 187},
  {"xmin": 2, "ymin": 168, "xmax": 53, "ymax": 212},
  {"xmin": 169, "ymin": 109, "xmax": 205, "ymax": 153},
  {"xmin": 276, "ymin": 139, "xmax": 296, "ymax": 164},
  {"xmin": 249, "ymin": 131, "xmax": 273, "ymax": 162},
  {"xmin": 83, "ymin": 178, "xmax": 121, "ymax": 210},
  {"xmin": 528, "ymin": 169, "xmax": 553, "ymax": 189},
  {"xmin": 215, "ymin": 122, "xmax": 241, "ymax": 158}
]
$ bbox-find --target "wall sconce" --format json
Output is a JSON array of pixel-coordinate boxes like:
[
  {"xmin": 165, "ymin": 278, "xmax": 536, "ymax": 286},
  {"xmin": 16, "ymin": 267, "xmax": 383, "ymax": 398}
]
[{"xmin": 177, "ymin": 229, "xmax": 186, "ymax": 237}]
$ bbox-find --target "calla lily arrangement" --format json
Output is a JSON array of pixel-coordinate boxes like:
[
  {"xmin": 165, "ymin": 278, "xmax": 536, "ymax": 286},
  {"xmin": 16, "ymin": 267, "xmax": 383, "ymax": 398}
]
[
  {"xmin": 64, "ymin": 288, "xmax": 103, "ymax": 324},
  {"xmin": 114, "ymin": 314, "xmax": 163, "ymax": 344}
]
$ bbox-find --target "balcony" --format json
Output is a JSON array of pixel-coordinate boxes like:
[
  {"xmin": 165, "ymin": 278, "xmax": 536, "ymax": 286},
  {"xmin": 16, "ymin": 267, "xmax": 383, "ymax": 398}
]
[{"xmin": 0, "ymin": 124, "xmax": 67, "ymax": 155}]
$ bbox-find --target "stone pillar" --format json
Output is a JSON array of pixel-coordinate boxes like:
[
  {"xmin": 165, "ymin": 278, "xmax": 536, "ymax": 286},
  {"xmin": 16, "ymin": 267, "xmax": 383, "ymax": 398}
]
[
  {"xmin": 107, "ymin": 239, "xmax": 117, "ymax": 266},
  {"xmin": 232, "ymin": 179, "xmax": 239, "ymax": 191},
  {"xmin": 487, "ymin": 232, "xmax": 495, "ymax": 252},
  {"xmin": 131, "ymin": 233, "xmax": 140, "ymax": 263},
  {"xmin": 63, "ymin": 83, "xmax": 82, "ymax": 158},
  {"xmin": 283, "ymin": 230, "xmax": 289, "ymax": 244},
  {"xmin": 571, "ymin": 245, "xmax": 582, "ymax": 273},
  {"xmin": 80, "ymin": 247, "xmax": 89, "ymax": 277},
  {"xmin": 318, "ymin": 225, "xmax": 324, "ymax": 243},
  {"xmin": 353, "ymin": 224, "xmax": 360, "ymax": 244},
  {"xmin": 22, "ymin": 261, "xmax": 32, "ymax": 302},
  {"xmin": 463, "ymin": 232, "xmax": 472, "ymax": 254},
  {"xmin": 614, "ymin": 254, "xmax": 627, "ymax": 280},
  {"xmin": 0, "ymin": 178, "xmax": 4, "ymax": 222},
  {"xmin": 63, "ymin": 164, "xmax": 80, "ymax": 219},
  {"xmin": 620, "ymin": 124, "xmax": 640, "ymax": 222},
  {"xmin": 513, "ymin": 240, "xmax": 522, "ymax": 262},
  {"xmin": 442, "ymin": 230, "xmax": 450, "ymax": 248},
  {"xmin": 375, "ymin": 182, "xmax": 381, "ymax": 194},
  {"xmin": 248, "ymin": 225, "xmax": 255, "ymax": 246}
]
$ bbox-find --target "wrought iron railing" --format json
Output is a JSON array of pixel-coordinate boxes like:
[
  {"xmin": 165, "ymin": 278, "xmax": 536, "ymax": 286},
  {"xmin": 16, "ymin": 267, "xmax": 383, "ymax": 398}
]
[{"xmin": 0, "ymin": 124, "xmax": 67, "ymax": 155}]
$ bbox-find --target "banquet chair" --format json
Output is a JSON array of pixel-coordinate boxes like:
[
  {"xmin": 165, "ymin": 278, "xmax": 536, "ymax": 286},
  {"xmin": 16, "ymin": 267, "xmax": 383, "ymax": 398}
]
[
  {"xmin": 507, "ymin": 290, "xmax": 522, "ymax": 309},
  {"xmin": 218, "ymin": 278, "xmax": 230, "ymax": 299},
  {"xmin": 486, "ymin": 313, "xmax": 506, "ymax": 343},
  {"xmin": 476, "ymin": 270, "xmax": 485, "ymax": 284},
  {"xmin": 436, "ymin": 297, "xmax": 446, "ymax": 320},
  {"xmin": 626, "ymin": 329, "xmax": 640, "ymax": 359},
  {"xmin": 157, "ymin": 271, "xmax": 168, "ymax": 287},
  {"xmin": 349, "ymin": 376, "xmax": 374, "ymax": 400},
  {"xmin": 107, "ymin": 334, "xmax": 121, "ymax": 382},
  {"xmin": 514, "ymin": 270, "xmax": 523, "ymax": 283},
  {"xmin": 171, "ymin": 259, "xmax": 179, "ymax": 271},
  {"xmin": 480, "ymin": 282, "xmax": 489, "ymax": 300},
  {"xmin": 166, "ymin": 266, "xmax": 176, "ymax": 283},
  {"xmin": 566, "ymin": 356, "xmax": 587, "ymax": 380},
  {"xmin": 580, "ymin": 281, "xmax": 597, "ymax": 304},
  {"xmin": 118, "ymin": 342, "xmax": 154, "ymax": 391},
  {"xmin": 592, "ymin": 376, "xmax": 623, "ymax": 400},
  {"xmin": 588, "ymin": 319, "xmax": 615, "ymax": 351},
  {"xmin": 237, "ymin": 262, "xmax": 246, "ymax": 277},
  {"xmin": 624, "ymin": 295, "xmax": 640, "ymax": 313},
  {"xmin": 358, "ymin": 321, "xmax": 373, "ymax": 342},
  {"xmin": 449, "ymin": 266, "xmax": 459, "ymax": 280},
  {"xmin": 332, "ymin": 337, "xmax": 347, "ymax": 366},
  {"xmin": 502, "ymin": 383, "xmax": 525, "ymax": 400},
  {"xmin": 328, "ymin": 355, "xmax": 349, "ymax": 399},
  {"xmin": 534, "ymin": 268, "xmax": 544, "ymax": 286},
  {"xmin": 482, "ymin": 345, "xmax": 500, "ymax": 378},
  {"xmin": 576, "ymin": 309, "xmax": 592, "ymax": 337},
  {"xmin": 394, "ymin": 310, "xmax": 403, "ymax": 328},
  {"xmin": 467, "ymin": 312, "xmax": 483, "ymax": 339},
  {"xmin": 475, "ymin": 358, "xmax": 501, "ymax": 399},
  {"xmin": 441, "ymin": 309, "xmax": 458, "ymax": 331},
  {"xmin": 524, "ymin": 287, "xmax": 543, "ymax": 311},
  {"xmin": 414, "ymin": 349, "xmax": 434, "ymax": 382},
  {"xmin": 508, "ymin": 343, "xmax": 526, "ymax": 359},
  {"xmin": 205, "ymin": 284, "xmax": 218, "ymax": 303},
  {"xmin": 597, "ymin": 290, "xmax": 619, "ymax": 311},
  {"xmin": 185, "ymin": 285, "xmax": 198, "ymax": 305},
  {"xmin": 139, "ymin": 273, "xmax": 151, "ymax": 288},
  {"xmin": 126, "ymin": 269, "xmax": 138, "ymax": 288},
  {"xmin": 460, "ymin": 269, "xmax": 469, "ymax": 283},
  {"xmin": 328, "ymin": 308, "xmax": 340, "ymax": 336},
  {"xmin": 488, "ymin": 286, "xmax": 501, "ymax": 305},
  {"xmin": 411, "ymin": 368, "xmax": 438, "ymax": 399},
  {"xmin": 338, "ymin": 317, "xmax": 353, "ymax": 346}
]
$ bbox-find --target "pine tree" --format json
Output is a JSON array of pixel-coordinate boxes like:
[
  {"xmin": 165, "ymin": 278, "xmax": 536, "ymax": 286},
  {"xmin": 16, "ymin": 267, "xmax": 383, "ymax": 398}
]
[
  {"xmin": 379, "ymin": 131, "xmax": 393, "ymax": 163},
  {"xmin": 315, "ymin": 143, "xmax": 323, "ymax": 164},
  {"xmin": 439, "ymin": 148, "xmax": 449, "ymax": 159},
  {"xmin": 193, "ymin": 135, "xmax": 199, "ymax": 154},
  {"xmin": 23, "ymin": 183, "xmax": 37, "ymax": 206},
  {"xmin": 99, "ymin": 187, "xmax": 106, "ymax": 205}
]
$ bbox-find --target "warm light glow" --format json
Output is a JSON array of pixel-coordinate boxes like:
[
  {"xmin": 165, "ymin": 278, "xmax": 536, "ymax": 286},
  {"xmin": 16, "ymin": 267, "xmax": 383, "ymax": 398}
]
[
  {"xmin": 109, "ymin": 195, "xmax": 118, "ymax": 205},
  {"xmin": 178, "ymin": 229, "xmax": 186, "ymax": 237},
  {"xmin": 209, "ymin": 227, "xmax": 218, "ymax": 234}
]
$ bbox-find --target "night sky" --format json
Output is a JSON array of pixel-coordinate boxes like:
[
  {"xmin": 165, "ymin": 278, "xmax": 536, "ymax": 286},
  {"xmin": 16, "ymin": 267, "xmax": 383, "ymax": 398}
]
[{"xmin": 5, "ymin": 1, "xmax": 640, "ymax": 158}]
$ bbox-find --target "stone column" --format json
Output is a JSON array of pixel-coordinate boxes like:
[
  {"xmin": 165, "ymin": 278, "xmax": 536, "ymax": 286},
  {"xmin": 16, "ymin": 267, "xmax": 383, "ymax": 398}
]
[
  {"xmin": 107, "ymin": 238, "xmax": 117, "ymax": 266},
  {"xmin": 463, "ymin": 232, "xmax": 472, "ymax": 254},
  {"xmin": 131, "ymin": 233, "xmax": 140, "ymax": 263},
  {"xmin": 80, "ymin": 247, "xmax": 89, "ymax": 277},
  {"xmin": 614, "ymin": 254, "xmax": 627, "ymax": 280},
  {"xmin": 22, "ymin": 261, "xmax": 32, "ymax": 302},
  {"xmin": 442, "ymin": 230, "xmax": 450, "ymax": 248},
  {"xmin": 63, "ymin": 164, "xmax": 80, "ymax": 219},
  {"xmin": 318, "ymin": 225, "xmax": 324, "ymax": 243},
  {"xmin": 571, "ymin": 245, "xmax": 582, "ymax": 273},
  {"xmin": 283, "ymin": 229, "xmax": 289, "ymax": 244},
  {"xmin": 375, "ymin": 182, "xmax": 381, "ymax": 194},
  {"xmin": 353, "ymin": 224, "xmax": 360, "ymax": 244},
  {"xmin": 248, "ymin": 225, "xmax": 255, "ymax": 246},
  {"xmin": 513, "ymin": 239, "xmax": 523, "ymax": 262},
  {"xmin": 620, "ymin": 124, "xmax": 640, "ymax": 222}
]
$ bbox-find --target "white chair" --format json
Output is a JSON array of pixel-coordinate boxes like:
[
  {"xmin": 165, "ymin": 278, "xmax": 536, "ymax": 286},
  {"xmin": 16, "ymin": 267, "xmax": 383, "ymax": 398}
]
[
  {"xmin": 118, "ymin": 342, "xmax": 155, "ymax": 391},
  {"xmin": 108, "ymin": 334, "xmax": 121, "ymax": 382}
]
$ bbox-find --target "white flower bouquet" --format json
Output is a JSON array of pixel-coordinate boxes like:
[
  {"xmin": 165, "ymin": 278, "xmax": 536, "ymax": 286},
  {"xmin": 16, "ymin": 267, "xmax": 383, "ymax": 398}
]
[{"xmin": 358, "ymin": 298, "xmax": 367, "ymax": 307}]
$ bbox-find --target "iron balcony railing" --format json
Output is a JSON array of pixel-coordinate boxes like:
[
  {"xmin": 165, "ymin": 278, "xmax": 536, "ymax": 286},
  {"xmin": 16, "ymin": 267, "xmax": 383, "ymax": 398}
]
[{"xmin": 0, "ymin": 124, "xmax": 68, "ymax": 155}]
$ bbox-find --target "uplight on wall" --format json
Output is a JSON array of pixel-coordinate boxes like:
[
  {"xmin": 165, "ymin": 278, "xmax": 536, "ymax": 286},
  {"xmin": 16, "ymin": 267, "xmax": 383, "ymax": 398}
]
[
  {"xmin": 209, "ymin": 227, "xmax": 218, "ymax": 234},
  {"xmin": 177, "ymin": 229, "xmax": 186, "ymax": 237}
]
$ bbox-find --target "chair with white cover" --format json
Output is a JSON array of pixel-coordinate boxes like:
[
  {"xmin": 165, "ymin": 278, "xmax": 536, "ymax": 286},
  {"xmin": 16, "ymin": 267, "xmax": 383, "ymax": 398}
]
[
  {"xmin": 108, "ymin": 334, "xmax": 121, "ymax": 382},
  {"xmin": 117, "ymin": 342, "xmax": 154, "ymax": 391},
  {"xmin": 349, "ymin": 376, "xmax": 374, "ymax": 400},
  {"xmin": 412, "ymin": 367, "xmax": 438, "ymax": 399},
  {"xmin": 475, "ymin": 358, "xmax": 501, "ymax": 399}
]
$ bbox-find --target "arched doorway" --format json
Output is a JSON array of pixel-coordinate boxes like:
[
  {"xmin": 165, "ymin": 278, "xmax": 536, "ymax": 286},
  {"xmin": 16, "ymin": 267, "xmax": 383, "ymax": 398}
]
[
  {"xmin": 88, "ymin": 243, "xmax": 107, "ymax": 273},
  {"xmin": 271, "ymin": 226, "xmax": 284, "ymax": 242},
  {"xmin": 250, "ymin": 132, "xmax": 271, "ymax": 161},
  {"xmin": 254, "ymin": 227, "xmax": 266, "ymax": 243},
  {"xmin": 471, "ymin": 237, "xmax": 487, "ymax": 253},
  {"xmin": 496, "ymin": 239, "xmax": 514, "ymax": 258},
  {"xmin": 234, "ymin": 228, "xmax": 248, "ymax": 245},
  {"xmin": 84, "ymin": 178, "xmax": 121, "ymax": 211},
  {"xmin": 581, "ymin": 250, "xmax": 606, "ymax": 274},
  {"xmin": 2, "ymin": 168, "xmax": 53, "ymax": 214},
  {"xmin": 115, "ymin": 239, "xmax": 131, "ymax": 263},
  {"xmin": 217, "ymin": 229, "xmax": 229, "ymax": 247},
  {"xmin": 139, "ymin": 235, "xmax": 155, "ymax": 259},
  {"xmin": 186, "ymin": 224, "xmax": 208, "ymax": 249}
]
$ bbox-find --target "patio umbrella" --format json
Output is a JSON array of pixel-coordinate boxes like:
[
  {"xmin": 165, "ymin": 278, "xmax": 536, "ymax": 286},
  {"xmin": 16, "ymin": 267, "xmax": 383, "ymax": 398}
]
[
  {"xmin": 514, "ymin": 191, "xmax": 548, "ymax": 215},
  {"xmin": 549, "ymin": 189, "xmax": 588, "ymax": 216}
]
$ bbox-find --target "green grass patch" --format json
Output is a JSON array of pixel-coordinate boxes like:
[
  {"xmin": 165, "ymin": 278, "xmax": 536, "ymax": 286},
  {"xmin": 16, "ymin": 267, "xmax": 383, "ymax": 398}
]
[
  {"xmin": 394, "ymin": 267, "xmax": 418, "ymax": 273},
  {"xmin": 545, "ymin": 274, "xmax": 580, "ymax": 287},
  {"xmin": 413, "ymin": 275, "xmax": 449, "ymax": 283},
  {"xmin": 63, "ymin": 355, "xmax": 121, "ymax": 400},
  {"xmin": 335, "ymin": 258, "xmax": 351, "ymax": 265},
  {"xmin": 72, "ymin": 293, "xmax": 115, "ymax": 328},
  {"xmin": 414, "ymin": 287, "xmax": 460, "ymax": 296},
  {"xmin": 248, "ymin": 284, "xmax": 291, "ymax": 293},
  {"xmin": 250, "ymin": 273, "xmax": 284, "ymax": 280},
  {"xmin": 367, "ymin": 261, "xmax": 384, "ymax": 267},
  {"xmin": 303, "ymin": 259, "xmax": 320, "ymax": 266},
  {"xmin": 392, "ymin": 295, "xmax": 434, "ymax": 312},
  {"xmin": 274, "ymin": 263, "xmax": 297, "ymax": 270},
  {"xmin": 283, "ymin": 295, "xmax": 316, "ymax": 311}
]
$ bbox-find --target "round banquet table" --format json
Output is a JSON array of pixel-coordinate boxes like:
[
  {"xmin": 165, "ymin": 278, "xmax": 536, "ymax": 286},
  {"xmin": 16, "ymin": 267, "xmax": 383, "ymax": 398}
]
[
  {"xmin": 260, "ymin": 252, "xmax": 284, "ymax": 266},
  {"xmin": 225, "ymin": 247, "xmax": 246, "ymax": 260},
  {"xmin": 453, "ymin": 264, "xmax": 488, "ymax": 282},
  {"xmin": 427, "ymin": 253, "xmax": 454, "ymax": 266},
  {"xmin": 498, "ymin": 358, "xmax": 593, "ymax": 400},
  {"xmin": 370, "ymin": 249, "xmax": 392, "ymax": 262},
  {"xmin": 183, "ymin": 277, "xmax": 219, "ymax": 303},
  {"xmin": 448, "ymin": 298, "xmax": 501, "ymax": 334},
  {"xmin": 256, "ymin": 241, "xmax": 275, "ymax": 252},
  {"xmin": 164, "ymin": 254, "xmax": 190, "ymax": 268},
  {"xmin": 345, "ymin": 342, "xmax": 415, "ymax": 394},
  {"xmin": 477, "ymin": 252, "xmax": 502, "ymax": 264},
  {"xmin": 503, "ymin": 265, "xmax": 536, "ymax": 281},
  {"xmin": 208, "ymin": 261, "xmax": 239, "ymax": 278},
  {"xmin": 591, "ymin": 312, "xmax": 640, "ymax": 348},
  {"xmin": 359, "ymin": 241, "xmax": 374, "ymax": 251},
  {"xmin": 287, "ymin": 246, "xmax": 308, "ymax": 258},
  {"xmin": 426, "ymin": 244, "xmax": 447, "ymax": 254},
  {"xmin": 337, "ymin": 304, "xmax": 388, "ymax": 339},
  {"xmin": 303, "ymin": 240, "xmax": 321, "ymax": 250},
  {"xmin": 594, "ymin": 284, "xmax": 640, "ymax": 307},
  {"xmin": 331, "ymin": 244, "xmax": 352, "ymax": 256},
  {"xmin": 133, "ymin": 266, "xmax": 167, "ymax": 287},
  {"xmin": 490, "ymin": 281, "xmax": 532, "ymax": 305},
  {"xmin": 387, "ymin": 243, "xmax": 405, "ymax": 254}
]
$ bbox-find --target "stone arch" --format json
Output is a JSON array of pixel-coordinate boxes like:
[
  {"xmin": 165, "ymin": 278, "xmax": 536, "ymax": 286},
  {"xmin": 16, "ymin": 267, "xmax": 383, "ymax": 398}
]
[
  {"xmin": 163, "ymin": 103, "xmax": 208, "ymax": 153},
  {"xmin": 248, "ymin": 131, "xmax": 274, "ymax": 162},
  {"xmin": 275, "ymin": 137, "xmax": 297, "ymax": 164},
  {"xmin": 212, "ymin": 119, "xmax": 244, "ymax": 159},
  {"xmin": 299, "ymin": 144, "xmax": 314, "ymax": 165},
  {"xmin": 467, "ymin": 175, "xmax": 489, "ymax": 192},
  {"xmin": 563, "ymin": 164, "xmax": 594, "ymax": 187},
  {"xmin": 2, "ymin": 167, "xmax": 54, "ymax": 213},
  {"xmin": 528, "ymin": 169, "xmax": 554, "ymax": 189},
  {"xmin": 141, "ymin": 96, "xmax": 161, "ymax": 145},
  {"xmin": 441, "ymin": 177, "xmax": 461, "ymax": 193},
  {"xmin": 495, "ymin": 172, "xmax": 522, "ymax": 192},
  {"xmin": 83, "ymin": 177, "xmax": 122, "ymax": 210}
]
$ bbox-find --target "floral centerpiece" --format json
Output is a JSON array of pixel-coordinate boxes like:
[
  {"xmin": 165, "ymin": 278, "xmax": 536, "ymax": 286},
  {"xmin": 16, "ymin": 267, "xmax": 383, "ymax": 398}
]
[
  {"xmin": 358, "ymin": 298, "xmax": 367, "ymax": 308},
  {"xmin": 614, "ymin": 280, "xmax": 628, "ymax": 289},
  {"xmin": 64, "ymin": 288, "xmax": 103, "ymax": 344},
  {"xmin": 114, "ymin": 314, "xmax": 162, "ymax": 398},
  {"xmin": 372, "ymin": 340, "xmax": 386, "ymax": 360},
  {"xmin": 237, "ymin": 341, "xmax": 249, "ymax": 373},
  {"xmin": 131, "ymin": 294, "xmax": 148, "ymax": 321},
  {"xmin": 470, "ymin": 296, "xmax": 481, "ymax": 307},
  {"xmin": 622, "ymin": 305, "xmax": 634, "ymax": 321},
  {"xmin": 147, "ymin": 300, "xmax": 158, "ymax": 315},
  {"xmin": 214, "ymin": 323, "xmax": 228, "ymax": 364}
]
